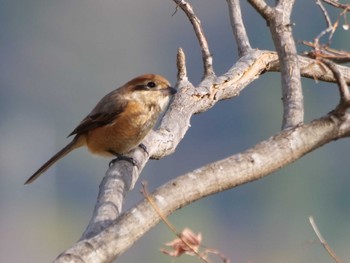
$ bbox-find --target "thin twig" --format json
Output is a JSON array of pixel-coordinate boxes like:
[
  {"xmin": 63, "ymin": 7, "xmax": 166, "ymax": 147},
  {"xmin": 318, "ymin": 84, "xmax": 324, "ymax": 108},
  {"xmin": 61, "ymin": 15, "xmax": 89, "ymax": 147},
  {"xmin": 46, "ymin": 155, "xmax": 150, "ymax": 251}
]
[
  {"xmin": 323, "ymin": 0, "xmax": 350, "ymax": 10},
  {"xmin": 302, "ymin": 41, "xmax": 350, "ymax": 64},
  {"xmin": 309, "ymin": 216, "xmax": 342, "ymax": 263},
  {"xmin": 302, "ymin": 1, "xmax": 350, "ymax": 64},
  {"xmin": 172, "ymin": 0, "xmax": 214, "ymax": 78},
  {"xmin": 226, "ymin": 0, "xmax": 252, "ymax": 56},
  {"xmin": 315, "ymin": 0, "xmax": 350, "ymax": 46},
  {"xmin": 203, "ymin": 248, "xmax": 231, "ymax": 263},
  {"xmin": 321, "ymin": 59, "xmax": 350, "ymax": 116},
  {"xmin": 318, "ymin": 0, "xmax": 333, "ymax": 30},
  {"xmin": 316, "ymin": 0, "xmax": 337, "ymax": 45}
]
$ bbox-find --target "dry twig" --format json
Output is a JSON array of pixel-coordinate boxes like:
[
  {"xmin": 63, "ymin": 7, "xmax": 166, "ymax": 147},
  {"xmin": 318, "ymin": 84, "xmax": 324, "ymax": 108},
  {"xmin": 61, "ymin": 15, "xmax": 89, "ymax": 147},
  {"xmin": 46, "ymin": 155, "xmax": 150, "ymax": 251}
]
[
  {"xmin": 309, "ymin": 216, "xmax": 342, "ymax": 263},
  {"xmin": 321, "ymin": 59, "xmax": 350, "ymax": 116},
  {"xmin": 302, "ymin": 41, "xmax": 350, "ymax": 64},
  {"xmin": 323, "ymin": 0, "xmax": 350, "ymax": 10},
  {"xmin": 316, "ymin": 0, "xmax": 336, "ymax": 44},
  {"xmin": 172, "ymin": 0, "xmax": 214, "ymax": 78}
]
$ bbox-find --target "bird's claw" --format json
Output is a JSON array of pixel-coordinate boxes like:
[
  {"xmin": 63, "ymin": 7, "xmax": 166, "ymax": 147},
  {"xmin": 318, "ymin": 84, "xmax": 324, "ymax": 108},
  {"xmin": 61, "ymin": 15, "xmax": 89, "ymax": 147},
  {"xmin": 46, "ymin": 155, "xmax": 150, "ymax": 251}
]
[
  {"xmin": 109, "ymin": 155, "xmax": 137, "ymax": 167},
  {"xmin": 108, "ymin": 149, "xmax": 138, "ymax": 167},
  {"xmin": 138, "ymin": 143, "xmax": 149, "ymax": 156}
]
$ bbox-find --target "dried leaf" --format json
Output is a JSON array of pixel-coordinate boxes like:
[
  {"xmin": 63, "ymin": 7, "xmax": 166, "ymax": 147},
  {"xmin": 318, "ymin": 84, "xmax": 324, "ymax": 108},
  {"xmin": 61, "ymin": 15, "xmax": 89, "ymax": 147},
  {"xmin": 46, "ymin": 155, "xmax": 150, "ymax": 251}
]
[{"xmin": 161, "ymin": 228, "xmax": 202, "ymax": 257}]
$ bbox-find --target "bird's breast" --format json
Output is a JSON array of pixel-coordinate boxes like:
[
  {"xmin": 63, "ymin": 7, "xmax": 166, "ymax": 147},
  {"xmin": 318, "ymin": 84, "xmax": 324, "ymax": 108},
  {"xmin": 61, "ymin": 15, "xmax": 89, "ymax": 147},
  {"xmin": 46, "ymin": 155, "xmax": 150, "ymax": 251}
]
[{"xmin": 85, "ymin": 101, "xmax": 160, "ymax": 156}]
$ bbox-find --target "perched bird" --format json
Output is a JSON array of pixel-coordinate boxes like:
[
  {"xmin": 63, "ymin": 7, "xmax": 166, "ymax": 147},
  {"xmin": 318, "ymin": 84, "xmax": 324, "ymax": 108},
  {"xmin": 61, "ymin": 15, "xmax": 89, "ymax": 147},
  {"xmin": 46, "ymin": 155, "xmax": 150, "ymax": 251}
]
[{"xmin": 25, "ymin": 74, "xmax": 176, "ymax": 184}]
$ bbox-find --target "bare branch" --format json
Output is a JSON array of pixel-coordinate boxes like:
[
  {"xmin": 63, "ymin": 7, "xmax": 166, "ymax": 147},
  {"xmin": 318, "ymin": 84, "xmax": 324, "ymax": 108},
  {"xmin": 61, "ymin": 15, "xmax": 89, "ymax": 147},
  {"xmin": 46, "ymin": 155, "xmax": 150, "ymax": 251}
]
[
  {"xmin": 309, "ymin": 216, "xmax": 342, "ymax": 263},
  {"xmin": 226, "ymin": 0, "xmax": 252, "ymax": 56},
  {"xmin": 249, "ymin": 0, "xmax": 304, "ymax": 129},
  {"xmin": 302, "ymin": 0, "xmax": 350, "ymax": 65},
  {"xmin": 302, "ymin": 41, "xmax": 350, "ymax": 64},
  {"xmin": 316, "ymin": 0, "xmax": 338, "ymax": 44},
  {"xmin": 54, "ymin": 50, "xmax": 350, "ymax": 259},
  {"xmin": 177, "ymin": 48, "xmax": 188, "ymax": 81},
  {"xmin": 317, "ymin": 0, "xmax": 333, "ymax": 34},
  {"xmin": 81, "ymin": 150, "xmax": 148, "ymax": 239},
  {"xmin": 172, "ymin": 0, "xmax": 214, "ymax": 78},
  {"xmin": 321, "ymin": 59, "xmax": 350, "ymax": 116},
  {"xmin": 268, "ymin": 53, "xmax": 350, "ymax": 83},
  {"xmin": 54, "ymin": 114, "xmax": 350, "ymax": 262},
  {"xmin": 323, "ymin": 0, "xmax": 350, "ymax": 10},
  {"xmin": 247, "ymin": 0, "xmax": 273, "ymax": 20}
]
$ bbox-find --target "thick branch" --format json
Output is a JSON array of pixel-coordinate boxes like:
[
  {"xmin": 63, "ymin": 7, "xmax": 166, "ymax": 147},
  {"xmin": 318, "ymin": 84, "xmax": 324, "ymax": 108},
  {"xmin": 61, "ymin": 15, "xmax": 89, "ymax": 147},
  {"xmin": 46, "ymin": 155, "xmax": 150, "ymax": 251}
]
[
  {"xmin": 54, "ymin": 112, "xmax": 350, "ymax": 262},
  {"xmin": 81, "ymin": 150, "xmax": 149, "ymax": 239}
]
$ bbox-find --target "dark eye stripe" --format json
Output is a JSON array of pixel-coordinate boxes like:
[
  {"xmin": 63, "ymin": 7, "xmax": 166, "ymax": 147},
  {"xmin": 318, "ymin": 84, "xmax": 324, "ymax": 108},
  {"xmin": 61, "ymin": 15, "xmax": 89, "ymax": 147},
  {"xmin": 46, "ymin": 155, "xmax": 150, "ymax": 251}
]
[{"xmin": 134, "ymin": 85, "xmax": 148, "ymax": 91}]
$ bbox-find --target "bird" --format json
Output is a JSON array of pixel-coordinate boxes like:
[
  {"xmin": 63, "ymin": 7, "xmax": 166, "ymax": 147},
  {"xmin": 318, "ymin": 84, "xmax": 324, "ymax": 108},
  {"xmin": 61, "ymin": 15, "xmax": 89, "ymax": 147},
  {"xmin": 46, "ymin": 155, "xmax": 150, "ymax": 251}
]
[{"xmin": 25, "ymin": 74, "xmax": 176, "ymax": 184}]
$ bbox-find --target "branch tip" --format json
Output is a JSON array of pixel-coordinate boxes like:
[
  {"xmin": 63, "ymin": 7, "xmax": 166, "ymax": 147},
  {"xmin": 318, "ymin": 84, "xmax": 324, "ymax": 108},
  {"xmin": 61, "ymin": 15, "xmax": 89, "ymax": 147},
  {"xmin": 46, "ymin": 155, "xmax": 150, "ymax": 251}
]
[
  {"xmin": 309, "ymin": 216, "xmax": 342, "ymax": 263},
  {"xmin": 173, "ymin": 0, "xmax": 214, "ymax": 78},
  {"xmin": 177, "ymin": 47, "xmax": 187, "ymax": 80}
]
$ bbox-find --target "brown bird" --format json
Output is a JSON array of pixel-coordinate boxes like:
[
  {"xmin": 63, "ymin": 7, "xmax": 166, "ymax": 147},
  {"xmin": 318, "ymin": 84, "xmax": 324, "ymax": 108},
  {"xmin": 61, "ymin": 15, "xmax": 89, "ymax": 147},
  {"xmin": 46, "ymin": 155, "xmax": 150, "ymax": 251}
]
[{"xmin": 25, "ymin": 74, "xmax": 176, "ymax": 184}]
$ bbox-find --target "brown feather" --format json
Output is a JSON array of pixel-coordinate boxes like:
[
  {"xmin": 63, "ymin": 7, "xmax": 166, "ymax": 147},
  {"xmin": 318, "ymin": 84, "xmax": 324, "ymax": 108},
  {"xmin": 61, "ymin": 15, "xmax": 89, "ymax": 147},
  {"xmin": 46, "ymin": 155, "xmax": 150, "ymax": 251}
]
[
  {"xmin": 25, "ymin": 136, "xmax": 85, "ymax": 184},
  {"xmin": 68, "ymin": 90, "xmax": 128, "ymax": 137},
  {"xmin": 26, "ymin": 74, "xmax": 175, "ymax": 184}
]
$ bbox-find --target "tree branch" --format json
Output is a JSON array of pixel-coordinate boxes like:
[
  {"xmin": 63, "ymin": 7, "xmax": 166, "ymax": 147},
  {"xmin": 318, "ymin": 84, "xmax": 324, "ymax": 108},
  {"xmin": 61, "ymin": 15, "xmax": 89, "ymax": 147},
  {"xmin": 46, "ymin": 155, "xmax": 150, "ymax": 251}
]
[
  {"xmin": 226, "ymin": 0, "xmax": 252, "ymax": 56},
  {"xmin": 54, "ymin": 50, "xmax": 350, "ymax": 261},
  {"xmin": 321, "ymin": 59, "xmax": 350, "ymax": 117},
  {"xmin": 309, "ymin": 216, "xmax": 342, "ymax": 263},
  {"xmin": 268, "ymin": 54, "xmax": 350, "ymax": 84},
  {"xmin": 176, "ymin": 47, "xmax": 188, "ymax": 81},
  {"xmin": 248, "ymin": 0, "xmax": 304, "ymax": 129},
  {"xmin": 81, "ymin": 151, "xmax": 148, "ymax": 239},
  {"xmin": 172, "ymin": 0, "xmax": 214, "ymax": 78},
  {"xmin": 54, "ymin": 112, "xmax": 350, "ymax": 262}
]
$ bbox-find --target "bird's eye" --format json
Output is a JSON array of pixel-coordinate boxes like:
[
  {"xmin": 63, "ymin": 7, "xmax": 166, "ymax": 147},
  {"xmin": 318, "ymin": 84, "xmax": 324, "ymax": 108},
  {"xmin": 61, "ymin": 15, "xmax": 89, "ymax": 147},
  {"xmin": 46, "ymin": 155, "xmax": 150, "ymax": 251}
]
[{"xmin": 146, "ymin": 81, "xmax": 156, "ymax": 88}]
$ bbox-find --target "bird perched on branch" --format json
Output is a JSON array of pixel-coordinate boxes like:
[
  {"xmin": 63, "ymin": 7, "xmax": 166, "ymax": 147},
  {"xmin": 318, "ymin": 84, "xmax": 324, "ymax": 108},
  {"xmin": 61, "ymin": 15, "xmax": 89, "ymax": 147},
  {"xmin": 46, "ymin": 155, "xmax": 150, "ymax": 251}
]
[{"xmin": 25, "ymin": 74, "xmax": 176, "ymax": 184}]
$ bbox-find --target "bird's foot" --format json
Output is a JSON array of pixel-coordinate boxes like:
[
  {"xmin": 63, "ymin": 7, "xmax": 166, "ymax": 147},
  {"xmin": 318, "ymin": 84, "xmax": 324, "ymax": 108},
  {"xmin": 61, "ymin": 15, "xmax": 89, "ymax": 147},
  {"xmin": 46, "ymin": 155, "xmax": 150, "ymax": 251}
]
[
  {"xmin": 108, "ymin": 150, "xmax": 137, "ymax": 167},
  {"xmin": 138, "ymin": 143, "xmax": 149, "ymax": 156}
]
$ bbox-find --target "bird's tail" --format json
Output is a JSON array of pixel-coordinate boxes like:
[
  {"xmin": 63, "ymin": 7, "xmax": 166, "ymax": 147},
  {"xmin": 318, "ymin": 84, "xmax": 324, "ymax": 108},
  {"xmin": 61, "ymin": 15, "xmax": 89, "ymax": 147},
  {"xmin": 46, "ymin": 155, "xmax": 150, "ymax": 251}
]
[{"xmin": 25, "ymin": 136, "xmax": 85, "ymax": 184}]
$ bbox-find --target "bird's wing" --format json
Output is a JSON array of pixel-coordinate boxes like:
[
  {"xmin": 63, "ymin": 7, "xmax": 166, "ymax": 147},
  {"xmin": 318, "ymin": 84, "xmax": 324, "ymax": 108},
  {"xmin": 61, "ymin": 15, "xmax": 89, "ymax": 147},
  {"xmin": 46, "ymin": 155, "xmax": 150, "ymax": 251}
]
[{"xmin": 68, "ymin": 91, "xmax": 127, "ymax": 137}]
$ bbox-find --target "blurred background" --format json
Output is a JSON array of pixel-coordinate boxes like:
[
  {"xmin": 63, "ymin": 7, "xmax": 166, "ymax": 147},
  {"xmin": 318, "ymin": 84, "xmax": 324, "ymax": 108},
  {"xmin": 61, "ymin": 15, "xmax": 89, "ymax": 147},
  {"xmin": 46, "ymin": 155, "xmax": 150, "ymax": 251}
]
[{"xmin": 1, "ymin": 0, "xmax": 350, "ymax": 262}]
